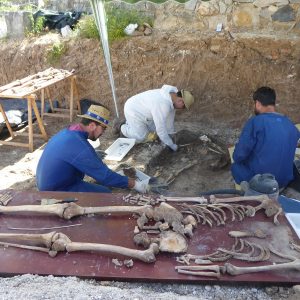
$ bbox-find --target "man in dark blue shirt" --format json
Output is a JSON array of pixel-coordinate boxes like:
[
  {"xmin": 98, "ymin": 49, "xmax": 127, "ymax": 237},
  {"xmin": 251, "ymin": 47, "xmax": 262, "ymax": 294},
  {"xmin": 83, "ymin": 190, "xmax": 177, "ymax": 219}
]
[
  {"xmin": 36, "ymin": 105, "xmax": 147, "ymax": 193},
  {"xmin": 231, "ymin": 86, "xmax": 300, "ymax": 188}
]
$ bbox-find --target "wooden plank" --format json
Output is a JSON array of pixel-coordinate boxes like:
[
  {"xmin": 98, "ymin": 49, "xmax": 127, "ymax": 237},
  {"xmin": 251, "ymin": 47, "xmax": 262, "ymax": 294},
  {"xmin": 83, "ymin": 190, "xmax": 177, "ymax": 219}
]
[
  {"xmin": 42, "ymin": 113, "xmax": 70, "ymax": 119},
  {"xmin": 52, "ymin": 108, "xmax": 79, "ymax": 113},
  {"xmin": 30, "ymin": 95, "xmax": 48, "ymax": 142},
  {"xmin": 16, "ymin": 132, "xmax": 46, "ymax": 138},
  {"xmin": 27, "ymin": 96, "xmax": 33, "ymax": 152},
  {"xmin": 45, "ymin": 88, "xmax": 54, "ymax": 112},
  {"xmin": 70, "ymin": 76, "xmax": 74, "ymax": 122},
  {"xmin": 41, "ymin": 89, "xmax": 45, "ymax": 119},
  {"xmin": 0, "ymin": 140, "xmax": 29, "ymax": 148},
  {"xmin": 0, "ymin": 70, "xmax": 75, "ymax": 98},
  {"xmin": 73, "ymin": 76, "xmax": 81, "ymax": 114}
]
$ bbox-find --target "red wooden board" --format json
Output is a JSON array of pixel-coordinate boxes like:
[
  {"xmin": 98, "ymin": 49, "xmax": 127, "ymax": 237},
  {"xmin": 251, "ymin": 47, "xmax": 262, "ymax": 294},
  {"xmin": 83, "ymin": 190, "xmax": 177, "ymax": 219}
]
[{"xmin": 0, "ymin": 189, "xmax": 299, "ymax": 284}]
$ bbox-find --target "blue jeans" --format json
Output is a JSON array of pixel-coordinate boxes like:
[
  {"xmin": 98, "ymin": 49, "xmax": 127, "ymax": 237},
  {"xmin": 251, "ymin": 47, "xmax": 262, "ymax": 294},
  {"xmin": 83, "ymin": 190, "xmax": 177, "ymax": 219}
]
[
  {"xmin": 65, "ymin": 181, "xmax": 112, "ymax": 193},
  {"xmin": 231, "ymin": 162, "xmax": 254, "ymax": 184}
]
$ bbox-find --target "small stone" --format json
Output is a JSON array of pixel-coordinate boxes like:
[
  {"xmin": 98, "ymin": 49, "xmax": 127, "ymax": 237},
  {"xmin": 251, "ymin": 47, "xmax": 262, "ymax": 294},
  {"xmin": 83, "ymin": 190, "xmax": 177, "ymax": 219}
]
[
  {"xmin": 265, "ymin": 286, "xmax": 279, "ymax": 295},
  {"xmin": 293, "ymin": 285, "xmax": 300, "ymax": 293},
  {"xmin": 205, "ymin": 285, "xmax": 212, "ymax": 291},
  {"xmin": 214, "ymin": 285, "xmax": 221, "ymax": 290},
  {"xmin": 271, "ymin": 5, "xmax": 296, "ymax": 22}
]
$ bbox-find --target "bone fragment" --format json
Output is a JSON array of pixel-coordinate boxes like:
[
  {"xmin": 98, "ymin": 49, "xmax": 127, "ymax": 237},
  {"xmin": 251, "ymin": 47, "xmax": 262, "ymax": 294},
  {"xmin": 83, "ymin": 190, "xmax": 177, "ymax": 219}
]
[
  {"xmin": 158, "ymin": 223, "xmax": 169, "ymax": 231},
  {"xmin": 146, "ymin": 230, "xmax": 160, "ymax": 234},
  {"xmin": 166, "ymin": 160, "xmax": 198, "ymax": 185},
  {"xmin": 183, "ymin": 224, "xmax": 194, "ymax": 238},
  {"xmin": 229, "ymin": 230, "xmax": 267, "ymax": 239},
  {"xmin": 0, "ymin": 203, "xmax": 152, "ymax": 220},
  {"xmin": 7, "ymin": 223, "xmax": 82, "ymax": 231},
  {"xmin": 158, "ymin": 196, "xmax": 207, "ymax": 204},
  {"xmin": 290, "ymin": 242, "xmax": 300, "ymax": 253},
  {"xmin": 67, "ymin": 241, "xmax": 159, "ymax": 263},
  {"xmin": 134, "ymin": 232, "xmax": 151, "ymax": 248},
  {"xmin": 210, "ymin": 195, "xmax": 269, "ymax": 204},
  {"xmin": 0, "ymin": 231, "xmax": 159, "ymax": 263},
  {"xmin": 0, "ymin": 232, "xmax": 55, "ymax": 248},
  {"xmin": 223, "ymin": 259, "xmax": 300, "ymax": 276},
  {"xmin": 142, "ymin": 222, "xmax": 162, "ymax": 230},
  {"xmin": 0, "ymin": 202, "xmax": 194, "ymax": 237},
  {"xmin": 112, "ymin": 258, "xmax": 123, "ymax": 267},
  {"xmin": 209, "ymin": 195, "xmax": 282, "ymax": 225},
  {"xmin": 175, "ymin": 265, "xmax": 221, "ymax": 278},
  {"xmin": 158, "ymin": 231, "xmax": 188, "ymax": 253},
  {"xmin": 195, "ymin": 258, "xmax": 213, "ymax": 265},
  {"xmin": 0, "ymin": 241, "xmax": 53, "ymax": 255},
  {"xmin": 182, "ymin": 215, "xmax": 197, "ymax": 227},
  {"xmin": 134, "ymin": 231, "xmax": 188, "ymax": 253},
  {"xmin": 0, "ymin": 192, "xmax": 13, "ymax": 206},
  {"xmin": 124, "ymin": 259, "xmax": 134, "ymax": 268}
]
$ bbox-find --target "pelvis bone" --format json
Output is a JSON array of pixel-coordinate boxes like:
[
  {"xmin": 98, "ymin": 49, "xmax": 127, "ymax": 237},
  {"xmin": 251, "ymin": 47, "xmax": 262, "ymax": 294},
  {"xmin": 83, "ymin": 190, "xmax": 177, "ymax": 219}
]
[{"xmin": 134, "ymin": 231, "xmax": 188, "ymax": 253}]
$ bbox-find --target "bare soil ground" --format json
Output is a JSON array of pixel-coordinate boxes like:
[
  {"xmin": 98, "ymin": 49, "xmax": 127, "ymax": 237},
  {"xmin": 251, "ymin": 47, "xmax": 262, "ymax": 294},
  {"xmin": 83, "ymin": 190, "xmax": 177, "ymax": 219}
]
[{"xmin": 0, "ymin": 116, "xmax": 234, "ymax": 193}]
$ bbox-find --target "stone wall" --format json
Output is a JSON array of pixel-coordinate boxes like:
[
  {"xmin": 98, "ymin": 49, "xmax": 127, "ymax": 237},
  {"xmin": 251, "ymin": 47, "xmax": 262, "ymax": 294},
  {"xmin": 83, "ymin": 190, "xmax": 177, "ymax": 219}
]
[
  {"xmin": 40, "ymin": 0, "xmax": 300, "ymax": 33},
  {"xmin": 0, "ymin": 0, "xmax": 299, "ymax": 39}
]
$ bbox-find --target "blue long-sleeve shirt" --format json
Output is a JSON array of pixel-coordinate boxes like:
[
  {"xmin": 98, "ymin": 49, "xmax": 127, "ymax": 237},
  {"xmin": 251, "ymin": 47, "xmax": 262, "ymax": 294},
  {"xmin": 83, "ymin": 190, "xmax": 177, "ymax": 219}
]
[
  {"xmin": 36, "ymin": 128, "xmax": 128, "ymax": 191},
  {"xmin": 232, "ymin": 113, "xmax": 300, "ymax": 187}
]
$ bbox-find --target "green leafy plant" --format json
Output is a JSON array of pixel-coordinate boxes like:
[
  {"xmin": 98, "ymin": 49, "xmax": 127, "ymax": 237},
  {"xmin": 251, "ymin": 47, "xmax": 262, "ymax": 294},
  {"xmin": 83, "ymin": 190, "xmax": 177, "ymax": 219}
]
[
  {"xmin": 106, "ymin": 7, "xmax": 153, "ymax": 42},
  {"xmin": 75, "ymin": 8, "xmax": 154, "ymax": 42},
  {"xmin": 74, "ymin": 15, "xmax": 99, "ymax": 39},
  {"xmin": 26, "ymin": 15, "xmax": 46, "ymax": 37},
  {"xmin": 47, "ymin": 42, "xmax": 67, "ymax": 64}
]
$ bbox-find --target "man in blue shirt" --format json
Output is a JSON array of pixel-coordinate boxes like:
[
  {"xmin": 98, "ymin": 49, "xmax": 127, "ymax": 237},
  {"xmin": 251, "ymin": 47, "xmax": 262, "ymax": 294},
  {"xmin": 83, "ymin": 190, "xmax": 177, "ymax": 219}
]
[
  {"xmin": 36, "ymin": 105, "xmax": 147, "ymax": 193},
  {"xmin": 231, "ymin": 86, "xmax": 300, "ymax": 188}
]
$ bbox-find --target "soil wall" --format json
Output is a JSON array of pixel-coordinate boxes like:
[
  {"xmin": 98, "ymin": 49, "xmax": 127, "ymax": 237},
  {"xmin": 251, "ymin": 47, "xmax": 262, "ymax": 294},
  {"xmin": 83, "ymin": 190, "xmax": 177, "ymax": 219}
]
[{"xmin": 0, "ymin": 31, "xmax": 299, "ymax": 128}]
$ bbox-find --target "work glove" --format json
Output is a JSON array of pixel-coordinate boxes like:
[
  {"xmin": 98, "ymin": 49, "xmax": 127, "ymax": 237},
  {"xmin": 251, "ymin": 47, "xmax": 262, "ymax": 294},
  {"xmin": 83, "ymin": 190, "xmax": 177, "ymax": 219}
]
[
  {"xmin": 96, "ymin": 150, "xmax": 107, "ymax": 159},
  {"xmin": 144, "ymin": 132, "xmax": 158, "ymax": 143},
  {"xmin": 133, "ymin": 180, "xmax": 149, "ymax": 194},
  {"xmin": 169, "ymin": 143, "xmax": 178, "ymax": 152}
]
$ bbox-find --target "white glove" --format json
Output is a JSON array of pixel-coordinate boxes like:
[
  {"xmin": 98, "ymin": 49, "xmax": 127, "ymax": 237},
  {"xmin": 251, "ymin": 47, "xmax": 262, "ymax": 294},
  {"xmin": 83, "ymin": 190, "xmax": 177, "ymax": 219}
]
[
  {"xmin": 169, "ymin": 144, "xmax": 178, "ymax": 152},
  {"xmin": 133, "ymin": 180, "xmax": 149, "ymax": 194}
]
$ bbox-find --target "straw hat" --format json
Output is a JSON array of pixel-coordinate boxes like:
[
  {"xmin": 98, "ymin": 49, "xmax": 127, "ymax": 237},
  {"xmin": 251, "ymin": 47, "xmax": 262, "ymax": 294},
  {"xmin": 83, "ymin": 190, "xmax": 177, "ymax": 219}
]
[
  {"xmin": 78, "ymin": 105, "xmax": 110, "ymax": 127},
  {"xmin": 181, "ymin": 90, "xmax": 194, "ymax": 109}
]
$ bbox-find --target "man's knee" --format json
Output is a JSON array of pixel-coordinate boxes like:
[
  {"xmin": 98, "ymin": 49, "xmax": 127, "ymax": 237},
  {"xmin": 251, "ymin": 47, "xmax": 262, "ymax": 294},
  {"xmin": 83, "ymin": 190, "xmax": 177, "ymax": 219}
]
[{"xmin": 231, "ymin": 163, "xmax": 253, "ymax": 184}]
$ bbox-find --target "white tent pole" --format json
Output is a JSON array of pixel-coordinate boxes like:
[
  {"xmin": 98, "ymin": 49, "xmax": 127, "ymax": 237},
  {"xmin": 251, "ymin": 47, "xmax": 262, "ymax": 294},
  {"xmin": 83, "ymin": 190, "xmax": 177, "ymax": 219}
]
[{"xmin": 89, "ymin": 0, "xmax": 119, "ymax": 118}]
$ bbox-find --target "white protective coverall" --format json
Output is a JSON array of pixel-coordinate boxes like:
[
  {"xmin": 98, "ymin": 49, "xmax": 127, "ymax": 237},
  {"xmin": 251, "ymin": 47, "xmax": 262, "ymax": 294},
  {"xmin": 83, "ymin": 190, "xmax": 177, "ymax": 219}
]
[{"xmin": 121, "ymin": 85, "xmax": 178, "ymax": 150}]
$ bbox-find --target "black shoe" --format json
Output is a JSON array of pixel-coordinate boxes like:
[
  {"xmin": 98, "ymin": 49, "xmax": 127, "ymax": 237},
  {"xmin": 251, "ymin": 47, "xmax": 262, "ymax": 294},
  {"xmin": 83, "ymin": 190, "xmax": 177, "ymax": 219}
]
[{"xmin": 112, "ymin": 118, "xmax": 125, "ymax": 135}]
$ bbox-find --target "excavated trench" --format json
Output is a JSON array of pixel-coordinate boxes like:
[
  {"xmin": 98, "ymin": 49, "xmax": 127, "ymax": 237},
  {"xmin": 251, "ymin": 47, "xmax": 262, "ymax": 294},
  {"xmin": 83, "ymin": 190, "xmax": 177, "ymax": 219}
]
[{"xmin": 0, "ymin": 31, "xmax": 300, "ymax": 194}]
